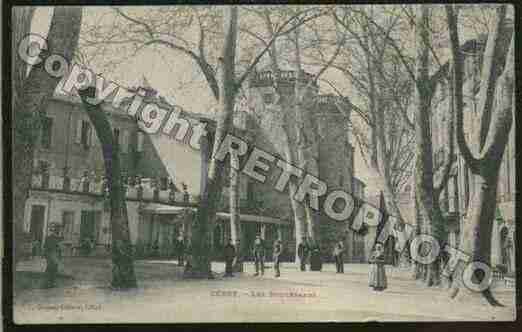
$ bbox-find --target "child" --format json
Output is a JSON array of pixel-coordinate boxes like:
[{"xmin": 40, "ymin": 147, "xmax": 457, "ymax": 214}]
[{"xmin": 369, "ymin": 243, "xmax": 387, "ymax": 291}]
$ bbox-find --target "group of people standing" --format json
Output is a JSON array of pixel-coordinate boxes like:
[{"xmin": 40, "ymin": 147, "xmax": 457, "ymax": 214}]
[
  {"xmin": 297, "ymin": 237, "xmax": 322, "ymax": 272},
  {"xmin": 297, "ymin": 236, "xmax": 387, "ymax": 292},
  {"xmin": 297, "ymin": 237, "xmax": 345, "ymax": 273},
  {"xmin": 223, "ymin": 235, "xmax": 283, "ymax": 278}
]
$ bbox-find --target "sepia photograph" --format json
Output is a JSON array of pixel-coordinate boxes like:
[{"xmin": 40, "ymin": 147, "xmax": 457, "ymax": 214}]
[{"xmin": 6, "ymin": 3, "xmax": 517, "ymax": 324}]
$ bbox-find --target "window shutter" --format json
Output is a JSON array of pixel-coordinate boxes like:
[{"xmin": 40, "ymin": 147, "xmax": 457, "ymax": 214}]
[
  {"xmin": 137, "ymin": 132, "xmax": 144, "ymax": 152},
  {"xmin": 75, "ymin": 118, "xmax": 82, "ymax": 144},
  {"xmin": 90, "ymin": 126, "xmax": 97, "ymax": 146},
  {"xmin": 121, "ymin": 130, "xmax": 129, "ymax": 153},
  {"xmin": 119, "ymin": 129, "xmax": 124, "ymax": 147},
  {"xmin": 87, "ymin": 123, "xmax": 92, "ymax": 147}
]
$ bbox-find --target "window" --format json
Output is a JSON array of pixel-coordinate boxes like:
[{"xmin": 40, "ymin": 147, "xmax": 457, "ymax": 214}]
[
  {"xmin": 121, "ymin": 130, "xmax": 129, "ymax": 153},
  {"xmin": 94, "ymin": 211, "xmax": 102, "ymax": 244},
  {"xmin": 137, "ymin": 132, "xmax": 144, "ymax": 152},
  {"xmin": 37, "ymin": 160, "xmax": 50, "ymax": 173},
  {"xmin": 90, "ymin": 127, "xmax": 98, "ymax": 146},
  {"xmin": 160, "ymin": 177, "xmax": 168, "ymax": 191},
  {"xmin": 263, "ymin": 93, "xmax": 274, "ymax": 104},
  {"xmin": 113, "ymin": 128, "xmax": 120, "ymax": 146},
  {"xmin": 62, "ymin": 211, "xmax": 75, "ymax": 241},
  {"xmin": 37, "ymin": 160, "xmax": 50, "ymax": 188},
  {"xmin": 41, "ymin": 116, "xmax": 53, "ymax": 149},
  {"xmin": 80, "ymin": 120, "xmax": 92, "ymax": 149}
]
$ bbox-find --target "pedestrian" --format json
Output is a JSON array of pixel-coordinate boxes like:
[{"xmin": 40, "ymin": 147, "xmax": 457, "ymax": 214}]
[
  {"xmin": 42, "ymin": 223, "xmax": 62, "ymax": 288},
  {"xmin": 369, "ymin": 243, "xmax": 387, "ymax": 291},
  {"xmin": 152, "ymin": 239, "xmax": 160, "ymax": 258},
  {"xmin": 297, "ymin": 237, "xmax": 308, "ymax": 271},
  {"xmin": 233, "ymin": 239, "xmax": 244, "ymax": 273},
  {"xmin": 310, "ymin": 240, "xmax": 322, "ymax": 271},
  {"xmin": 333, "ymin": 239, "xmax": 345, "ymax": 273},
  {"xmin": 224, "ymin": 238, "xmax": 236, "ymax": 277},
  {"xmin": 177, "ymin": 235, "xmax": 185, "ymax": 266},
  {"xmin": 273, "ymin": 239, "xmax": 283, "ymax": 277},
  {"xmin": 252, "ymin": 235, "xmax": 265, "ymax": 276}
]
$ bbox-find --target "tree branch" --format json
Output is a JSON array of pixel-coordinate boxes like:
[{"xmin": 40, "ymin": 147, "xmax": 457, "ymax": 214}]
[
  {"xmin": 476, "ymin": 5, "xmax": 507, "ymax": 151},
  {"xmin": 235, "ymin": 8, "xmax": 325, "ymax": 89},
  {"xmin": 434, "ymin": 70, "xmax": 456, "ymax": 194},
  {"xmin": 481, "ymin": 34, "xmax": 514, "ymax": 166},
  {"xmin": 445, "ymin": 5, "xmax": 480, "ymax": 172},
  {"xmin": 114, "ymin": 8, "xmax": 154, "ymax": 38}
]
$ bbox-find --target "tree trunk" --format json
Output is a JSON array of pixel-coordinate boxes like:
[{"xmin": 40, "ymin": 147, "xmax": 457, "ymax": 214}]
[
  {"xmin": 261, "ymin": 16, "xmax": 313, "ymax": 262},
  {"xmin": 446, "ymin": 4, "xmax": 514, "ymax": 305},
  {"xmin": 12, "ymin": 7, "xmax": 82, "ymax": 265},
  {"xmin": 229, "ymin": 152, "xmax": 240, "ymax": 245},
  {"xmin": 413, "ymin": 5, "xmax": 443, "ymax": 287},
  {"xmin": 190, "ymin": 6, "xmax": 238, "ymax": 278},
  {"xmin": 292, "ymin": 29, "xmax": 321, "ymax": 244},
  {"xmin": 78, "ymin": 88, "xmax": 137, "ymax": 289},
  {"xmin": 450, "ymin": 175, "xmax": 503, "ymax": 305}
]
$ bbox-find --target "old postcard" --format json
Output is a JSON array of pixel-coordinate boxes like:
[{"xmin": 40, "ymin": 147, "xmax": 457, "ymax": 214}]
[{"xmin": 7, "ymin": 3, "xmax": 516, "ymax": 324}]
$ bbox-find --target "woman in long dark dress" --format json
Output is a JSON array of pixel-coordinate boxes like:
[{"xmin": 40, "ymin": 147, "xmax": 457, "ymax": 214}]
[{"xmin": 369, "ymin": 243, "xmax": 387, "ymax": 291}]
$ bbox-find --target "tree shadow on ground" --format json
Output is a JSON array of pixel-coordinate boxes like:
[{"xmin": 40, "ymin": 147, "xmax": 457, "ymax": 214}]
[{"xmin": 14, "ymin": 271, "xmax": 74, "ymax": 295}]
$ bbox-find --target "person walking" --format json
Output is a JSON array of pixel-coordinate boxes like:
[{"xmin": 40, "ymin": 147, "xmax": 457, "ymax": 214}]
[
  {"xmin": 177, "ymin": 235, "xmax": 185, "ymax": 267},
  {"xmin": 297, "ymin": 237, "xmax": 308, "ymax": 271},
  {"xmin": 252, "ymin": 235, "xmax": 265, "ymax": 276},
  {"xmin": 273, "ymin": 240, "xmax": 283, "ymax": 277},
  {"xmin": 42, "ymin": 223, "xmax": 62, "ymax": 288},
  {"xmin": 224, "ymin": 238, "xmax": 236, "ymax": 277},
  {"xmin": 369, "ymin": 243, "xmax": 387, "ymax": 291},
  {"xmin": 333, "ymin": 239, "xmax": 345, "ymax": 273}
]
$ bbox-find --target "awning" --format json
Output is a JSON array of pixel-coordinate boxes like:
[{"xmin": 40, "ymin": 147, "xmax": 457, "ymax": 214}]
[
  {"xmin": 140, "ymin": 203, "xmax": 195, "ymax": 215},
  {"xmin": 215, "ymin": 212, "xmax": 288, "ymax": 225},
  {"xmin": 141, "ymin": 203, "xmax": 288, "ymax": 225}
]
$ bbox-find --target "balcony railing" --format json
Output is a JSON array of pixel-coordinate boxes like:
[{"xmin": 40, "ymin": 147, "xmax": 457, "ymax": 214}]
[
  {"xmin": 30, "ymin": 173, "xmax": 197, "ymax": 205},
  {"xmin": 249, "ymin": 70, "xmax": 318, "ymax": 88}
]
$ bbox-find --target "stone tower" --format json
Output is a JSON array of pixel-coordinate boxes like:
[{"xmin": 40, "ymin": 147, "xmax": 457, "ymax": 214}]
[{"xmin": 246, "ymin": 70, "xmax": 360, "ymax": 262}]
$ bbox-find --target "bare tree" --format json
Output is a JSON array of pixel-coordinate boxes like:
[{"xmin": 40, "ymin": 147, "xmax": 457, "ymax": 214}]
[
  {"xmin": 242, "ymin": 6, "xmax": 345, "ymax": 260},
  {"xmin": 332, "ymin": 6, "xmax": 454, "ymax": 286},
  {"xmin": 331, "ymin": 6, "xmax": 416, "ymax": 225},
  {"xmin": 411, "ymin": 5, "xmax": 455, "ymax": 287},
  {"xmin": 446, "ymin": 4, "xmax": 514, "ymax": 306},
  {"xmin": 12, "ymin": 7, "xmax": 83, "ymax": 265}
]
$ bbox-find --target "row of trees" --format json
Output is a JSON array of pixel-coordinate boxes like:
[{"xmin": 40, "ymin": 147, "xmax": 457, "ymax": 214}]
[{"xmin": 13, "ymin": 5, "xmax": 514, "ymax": 306}]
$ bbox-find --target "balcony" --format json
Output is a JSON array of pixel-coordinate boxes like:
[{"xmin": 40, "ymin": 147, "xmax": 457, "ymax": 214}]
[
  {"xmin": 249, "ymin": 70, "xmax": 318, "ymax": 88},
  {"xmin": 30, "ymin": 173, "xmax": 198, "ymax": 206}
]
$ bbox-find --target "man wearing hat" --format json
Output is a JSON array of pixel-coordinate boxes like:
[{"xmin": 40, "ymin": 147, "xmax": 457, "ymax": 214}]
[
  {"xmin": 273, "ymin": 239, "xmax": 283, "ymax": 278},
  {"xmin": 42, "ymin": 223, "xmax": 62, "ymax": 288},
  {"xmin": 223, "ymin": 238, "xmax": 236, "ymax": 277},
  {"xmin": 252, "ymin": 235, "xmax": 265, "ymax": 276}
]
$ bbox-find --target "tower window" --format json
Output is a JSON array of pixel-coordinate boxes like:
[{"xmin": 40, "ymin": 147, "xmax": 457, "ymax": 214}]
[
  {"xmin": 41, "ymin": 116, "xmax": 53, "ymax": 149},
  {"xmin": 113, "ymin": 128, "xmax": 120, "ymax": 146},
  {"xmin": 80, "ymin": 121, "xmax": 91, "ymax": 149},
  {"xmin": 263, "ymin": 93, "xmax": 274, "ymax": 105}
]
